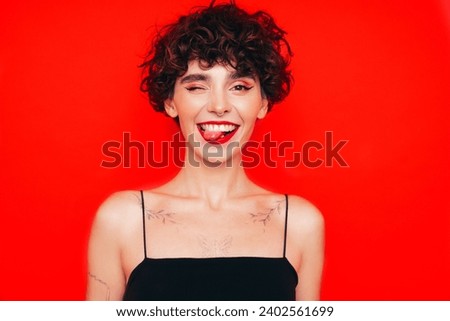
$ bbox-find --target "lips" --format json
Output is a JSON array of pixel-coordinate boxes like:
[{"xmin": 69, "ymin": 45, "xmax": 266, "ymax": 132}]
[{"xmin": 197, "ymin": 121, "xmax": 240, "ymax": 145}]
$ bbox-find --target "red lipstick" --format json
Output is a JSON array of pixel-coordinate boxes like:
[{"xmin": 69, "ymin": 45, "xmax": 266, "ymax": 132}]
[{"xmin": 197, "ymin": 121, "xmax": 240, "ymax": 145}]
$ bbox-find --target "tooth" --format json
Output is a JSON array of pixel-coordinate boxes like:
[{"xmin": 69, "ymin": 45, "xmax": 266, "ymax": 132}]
[{"xmin": 200, "ymin": 123, "xmax": 238, "ymax": 132}]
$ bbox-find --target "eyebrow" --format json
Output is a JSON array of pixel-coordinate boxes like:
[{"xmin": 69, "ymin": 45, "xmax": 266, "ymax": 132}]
[
  {"xmin": 179, "ymin": 71, "xmax": 256, "ymax": 84},
  {"xmin": 179, "ymin": 73, "xmax": 209, "ymax": 84},
  {"xmin": 230, "ymin": 72, "xmax": 256, "ymax": 80}
]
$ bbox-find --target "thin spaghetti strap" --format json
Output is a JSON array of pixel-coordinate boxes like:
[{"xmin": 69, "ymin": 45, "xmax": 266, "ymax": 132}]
[
  {"xmin": 283, "ymin": 194, "xmax": 289, "ymax": 258},
  {"xmin": 140, "ymin": 190, "xmax": 148, "ymax": 258}
]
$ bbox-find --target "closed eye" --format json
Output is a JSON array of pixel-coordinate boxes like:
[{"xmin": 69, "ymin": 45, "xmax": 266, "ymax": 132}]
[{"xmin": 185, "ymin": 86, "xmax": 206, "ymax": 92}]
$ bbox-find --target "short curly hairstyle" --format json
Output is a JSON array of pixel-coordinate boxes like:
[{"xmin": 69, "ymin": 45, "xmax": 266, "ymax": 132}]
[{"xmin": 140, "ymin": 1, "xmax": 293, "ymax": 114}]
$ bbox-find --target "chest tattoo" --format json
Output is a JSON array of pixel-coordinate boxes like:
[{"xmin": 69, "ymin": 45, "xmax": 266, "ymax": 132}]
[
  {"xmin": 145, "ymin": 209, "xmax": 178, "ymax": 224},
  {"xmin": 249, "ymin": 198, "xmax": 284, "ymax": 226},
  {"xmin": 198, "ymin": 235, "xmax": 233, "ymax": 257}
]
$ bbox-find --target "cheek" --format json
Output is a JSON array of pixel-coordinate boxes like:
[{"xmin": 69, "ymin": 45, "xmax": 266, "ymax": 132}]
[
  {"xmin": 174, "ymin": 93, "xmax": 205, "ymax": 119},
  {"xmin": 173, "ymin": 97, "xmax": 204, "ymax": 138},
  {"xmin": 232, "ymin": 95, "xmax": 264, "ymax": 120}
]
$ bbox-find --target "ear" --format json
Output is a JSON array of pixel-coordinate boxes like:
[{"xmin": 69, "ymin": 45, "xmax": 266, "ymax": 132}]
[
  {"xmin": 257, "ymin": 98, "xmax": 269, "ymax": 119},
  {"xmin": 164, "ymin": 98, "xmax": 178, "ymax": 118}
]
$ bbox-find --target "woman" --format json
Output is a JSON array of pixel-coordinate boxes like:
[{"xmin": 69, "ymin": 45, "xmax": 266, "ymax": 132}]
[{"xmin": 87, "ymin": 1, "xmax": 324, "ymax": 301}]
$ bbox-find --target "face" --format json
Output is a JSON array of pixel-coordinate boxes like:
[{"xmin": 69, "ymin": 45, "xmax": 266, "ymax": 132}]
[{"xmin": 164, "ymin": 60, "xmax": 268, "ymax": 165}]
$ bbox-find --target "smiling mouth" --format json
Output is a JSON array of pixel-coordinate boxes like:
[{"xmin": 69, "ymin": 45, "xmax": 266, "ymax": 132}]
[{"xmin": 197, "ymin": 121, "xmax": 240, "ymax": 144}]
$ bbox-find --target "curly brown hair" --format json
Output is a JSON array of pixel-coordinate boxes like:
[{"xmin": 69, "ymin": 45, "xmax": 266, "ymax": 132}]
[{"xmin": 140, "ymin": 1, "xmax": 293, "ymax": 114}]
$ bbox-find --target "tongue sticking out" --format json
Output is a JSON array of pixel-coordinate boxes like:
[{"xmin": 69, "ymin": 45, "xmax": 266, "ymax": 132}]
[{"xmin": 203, "ymin": 130, "xmax": 224, "ymax": 142}]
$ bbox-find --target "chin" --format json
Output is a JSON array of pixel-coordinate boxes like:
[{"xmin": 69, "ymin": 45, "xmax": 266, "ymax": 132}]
[{"xmin": 193, "ymin": 145, "xmax": 242, "ymax": 167}]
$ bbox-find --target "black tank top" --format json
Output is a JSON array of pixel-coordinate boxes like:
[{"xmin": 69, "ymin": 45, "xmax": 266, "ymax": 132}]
[{"xmin": 122, "ymin": 191, "xmax": 298, "ymax": 301}]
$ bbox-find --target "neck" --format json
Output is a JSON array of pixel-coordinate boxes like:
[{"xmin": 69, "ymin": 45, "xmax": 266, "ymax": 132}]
[{"xmin": 168, "ymin": 149, "xmax": 255, "ymax": 208}]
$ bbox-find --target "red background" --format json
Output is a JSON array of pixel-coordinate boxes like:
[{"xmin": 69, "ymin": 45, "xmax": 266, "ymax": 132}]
[{"xmin": 1, "ymin": 0, "xmax": 449, "ymax": 300}]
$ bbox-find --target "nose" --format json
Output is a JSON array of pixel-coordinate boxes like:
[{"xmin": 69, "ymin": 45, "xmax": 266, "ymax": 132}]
[{"xmin": 207, "ymin": 89, "xmax": 231, "ymax": 116}]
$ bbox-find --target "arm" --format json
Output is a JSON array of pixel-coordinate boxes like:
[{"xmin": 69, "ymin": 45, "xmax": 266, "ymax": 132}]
[
  {"xmin": 86, "ymin": 194, "xmax": 127, "ymax": 300},
  {"xmin": 288, "ymin": 196, "xmax": 325, "ymax": 301}
]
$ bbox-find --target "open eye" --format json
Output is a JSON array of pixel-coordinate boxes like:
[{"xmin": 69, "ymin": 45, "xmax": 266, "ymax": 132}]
[{"xmin": 231, "ymin": 84, "xmax": 253, "ymax": 91}]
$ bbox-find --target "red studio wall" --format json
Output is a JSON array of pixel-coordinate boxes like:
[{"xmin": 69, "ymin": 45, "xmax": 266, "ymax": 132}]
[{"xmin": 1, "ymin": 0, "xmax": 449, "ymax": 300}]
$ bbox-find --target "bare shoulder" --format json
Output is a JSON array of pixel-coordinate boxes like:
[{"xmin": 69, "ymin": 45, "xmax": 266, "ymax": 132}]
[
  {"xmin": 91, "ymin": 190, "xmax": 142, "ymax": 240},
  {"xmin": 286, "ymin": 195, "xmax": 324, "ymax": 241},
  {"xmin": 286, "ymin": 195, "xmax": 324, "ymax": 300},
  {"xmin": 87, "ymin": 190, "xmax": 142, "ymax": 300}
]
